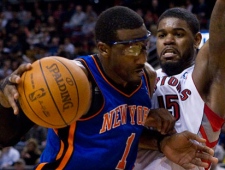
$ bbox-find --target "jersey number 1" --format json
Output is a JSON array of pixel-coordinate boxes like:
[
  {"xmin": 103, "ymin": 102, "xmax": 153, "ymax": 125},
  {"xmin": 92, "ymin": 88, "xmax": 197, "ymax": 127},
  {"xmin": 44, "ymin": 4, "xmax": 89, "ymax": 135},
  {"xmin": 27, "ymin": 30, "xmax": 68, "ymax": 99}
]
[{"xmin": 116, "ymin": 133, "xmax": 135, "ymax": 169}]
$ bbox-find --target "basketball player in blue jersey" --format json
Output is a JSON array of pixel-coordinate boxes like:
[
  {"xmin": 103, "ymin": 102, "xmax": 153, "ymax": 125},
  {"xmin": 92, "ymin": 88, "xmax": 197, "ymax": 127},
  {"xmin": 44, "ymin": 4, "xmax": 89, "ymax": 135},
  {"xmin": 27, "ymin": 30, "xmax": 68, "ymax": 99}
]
[
  {"xmin": 0, "ymin": 6, "xmax": 218, "ymax": 170},
  {"xmin": 135, "ymin": 0, "xmax": 225, "ymax": 170}
]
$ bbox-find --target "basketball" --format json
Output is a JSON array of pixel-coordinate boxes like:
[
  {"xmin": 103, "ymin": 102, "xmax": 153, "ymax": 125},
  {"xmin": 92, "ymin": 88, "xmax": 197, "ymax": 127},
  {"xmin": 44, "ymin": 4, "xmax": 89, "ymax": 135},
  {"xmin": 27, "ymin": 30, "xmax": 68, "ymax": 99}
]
[{"xmin": 17, "ymin": 56, "xmax": 91, "ymax": 128}]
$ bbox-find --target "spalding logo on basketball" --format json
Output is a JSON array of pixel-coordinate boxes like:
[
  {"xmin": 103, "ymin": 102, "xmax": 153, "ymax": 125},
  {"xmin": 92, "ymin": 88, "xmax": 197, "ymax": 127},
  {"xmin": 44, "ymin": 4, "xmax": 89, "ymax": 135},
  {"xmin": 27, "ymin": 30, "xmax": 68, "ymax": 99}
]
[{"xmin": 18, "ymin": 56, "xmax": 91, "ymax": 128}]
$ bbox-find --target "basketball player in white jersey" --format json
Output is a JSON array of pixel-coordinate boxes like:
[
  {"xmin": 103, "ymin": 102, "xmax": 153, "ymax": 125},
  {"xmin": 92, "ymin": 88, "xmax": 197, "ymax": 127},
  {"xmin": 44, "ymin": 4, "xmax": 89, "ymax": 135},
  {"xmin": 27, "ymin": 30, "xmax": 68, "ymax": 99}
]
[{"xmin": 135, "ymin": 0, "xmax": 225, "ymax": 170}]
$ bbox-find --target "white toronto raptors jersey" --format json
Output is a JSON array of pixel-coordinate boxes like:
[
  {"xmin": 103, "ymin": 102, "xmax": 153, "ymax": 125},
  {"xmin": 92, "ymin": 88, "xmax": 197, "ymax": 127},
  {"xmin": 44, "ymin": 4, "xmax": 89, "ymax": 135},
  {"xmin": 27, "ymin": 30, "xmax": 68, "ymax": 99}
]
[
  {"xmin": 153, "ymin": 66, "xmax": 203, "ymax": 134},
  {"xmin": 135, "ymin": 65, "xmax": 224, "ymax": 170}
]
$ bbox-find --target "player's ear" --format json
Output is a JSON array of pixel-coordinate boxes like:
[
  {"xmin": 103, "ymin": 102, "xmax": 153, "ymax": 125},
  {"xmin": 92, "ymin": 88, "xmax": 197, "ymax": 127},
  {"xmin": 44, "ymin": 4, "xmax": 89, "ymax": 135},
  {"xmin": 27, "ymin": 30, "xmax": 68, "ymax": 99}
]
[
  {"xmin": 97, "ymin": 42, "xmax": 110, "ymax": 57},
  {"xmin": 194, "ymin": 32, "xmax": 202, "ymax": 49}
]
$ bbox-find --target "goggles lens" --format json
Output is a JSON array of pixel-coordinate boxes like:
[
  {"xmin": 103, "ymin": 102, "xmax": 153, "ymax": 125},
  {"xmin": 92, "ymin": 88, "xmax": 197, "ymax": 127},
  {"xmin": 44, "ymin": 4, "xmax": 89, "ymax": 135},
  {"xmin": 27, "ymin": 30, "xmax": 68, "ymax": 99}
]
[{"xmin": 124, "ymin": 44, "xmax": 144, "ymax": 56}]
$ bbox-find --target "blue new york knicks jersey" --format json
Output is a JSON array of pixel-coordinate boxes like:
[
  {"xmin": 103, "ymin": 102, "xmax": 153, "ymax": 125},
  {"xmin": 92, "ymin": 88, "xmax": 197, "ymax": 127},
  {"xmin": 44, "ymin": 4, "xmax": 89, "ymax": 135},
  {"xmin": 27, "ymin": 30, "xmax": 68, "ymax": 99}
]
[{"xmin": 37, "ymin": 55, "xmax": 152, "ymax": 170}]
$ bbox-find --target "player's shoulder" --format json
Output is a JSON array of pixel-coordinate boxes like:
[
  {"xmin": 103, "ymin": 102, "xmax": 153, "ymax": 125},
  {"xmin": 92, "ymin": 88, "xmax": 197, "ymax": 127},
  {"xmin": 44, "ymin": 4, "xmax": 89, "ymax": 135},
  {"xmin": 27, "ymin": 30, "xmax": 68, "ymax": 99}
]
[
  {"xmin": 144, "ymin": 62, "xmax": 156, "ymax": 78},
  {"xmin": 72, "ymin": 59, "xmax": 89, "ymax": 77},
  {"xmin": 155, "ymin": 68, "xmax": 165, "ymax": 77}
]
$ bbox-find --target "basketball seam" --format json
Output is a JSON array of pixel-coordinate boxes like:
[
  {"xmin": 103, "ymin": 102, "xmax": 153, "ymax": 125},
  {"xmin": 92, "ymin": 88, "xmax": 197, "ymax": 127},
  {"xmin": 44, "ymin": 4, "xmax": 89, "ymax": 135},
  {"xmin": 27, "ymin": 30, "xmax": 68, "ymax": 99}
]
[
  {"xmin": 40, "ymin": 58, "xmax": 69, "ymax": 126},
  {"xmin": 54, "ymin": 57, "xmax": 80, "ymax": 124}
]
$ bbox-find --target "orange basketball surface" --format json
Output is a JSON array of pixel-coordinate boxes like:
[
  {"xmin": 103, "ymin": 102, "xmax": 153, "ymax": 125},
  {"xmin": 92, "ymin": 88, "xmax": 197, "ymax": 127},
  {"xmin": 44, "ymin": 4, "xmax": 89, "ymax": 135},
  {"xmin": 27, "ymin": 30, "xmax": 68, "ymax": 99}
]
[{"xmin": 18, "ymin": 56, "xmax": 91, "ymax": 128}]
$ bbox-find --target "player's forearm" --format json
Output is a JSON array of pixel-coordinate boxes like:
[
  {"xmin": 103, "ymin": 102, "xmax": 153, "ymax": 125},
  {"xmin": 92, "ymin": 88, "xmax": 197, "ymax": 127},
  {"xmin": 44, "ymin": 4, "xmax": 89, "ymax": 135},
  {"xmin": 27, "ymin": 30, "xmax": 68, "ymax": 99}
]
[
  {"xmin": 0, "ymin": 104, "xmax": 34, "ymax": 148},
  {"xmin": 209, "ymin": 0, "xmax": 225, "ymax": 53},
  {"xmin": 139, "ymin": 128, "xmax": 162, "ymax": 150}
]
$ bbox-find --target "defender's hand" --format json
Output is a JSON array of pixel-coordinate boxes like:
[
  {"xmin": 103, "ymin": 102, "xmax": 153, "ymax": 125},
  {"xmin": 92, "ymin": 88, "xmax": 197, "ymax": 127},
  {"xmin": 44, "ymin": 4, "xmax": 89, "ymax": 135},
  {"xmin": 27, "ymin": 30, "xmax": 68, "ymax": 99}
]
[{"xmin": 161, "ymin": 130, "xmax": 218, "ymax": 169}]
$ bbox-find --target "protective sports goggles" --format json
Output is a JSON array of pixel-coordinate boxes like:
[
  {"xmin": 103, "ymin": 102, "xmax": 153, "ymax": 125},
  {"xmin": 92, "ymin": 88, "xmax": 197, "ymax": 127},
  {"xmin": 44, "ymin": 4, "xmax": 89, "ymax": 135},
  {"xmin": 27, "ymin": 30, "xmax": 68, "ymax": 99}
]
[{"xmin": 109, "ymin": 31, "xmax": 151, "ymax": 56}]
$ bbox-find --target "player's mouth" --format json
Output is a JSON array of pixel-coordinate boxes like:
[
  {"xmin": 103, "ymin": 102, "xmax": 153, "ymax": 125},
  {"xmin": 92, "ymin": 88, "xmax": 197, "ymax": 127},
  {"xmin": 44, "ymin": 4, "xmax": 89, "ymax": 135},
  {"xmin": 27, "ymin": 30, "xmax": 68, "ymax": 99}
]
[{"xmin": 161, "ymin": 48, "xmax": 179, "ymax": 60}]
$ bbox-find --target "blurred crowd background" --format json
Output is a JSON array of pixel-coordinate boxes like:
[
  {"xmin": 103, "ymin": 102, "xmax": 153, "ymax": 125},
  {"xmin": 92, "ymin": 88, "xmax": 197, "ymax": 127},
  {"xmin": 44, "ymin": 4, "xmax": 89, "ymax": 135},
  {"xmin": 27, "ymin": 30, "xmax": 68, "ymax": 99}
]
[{"xmin": 0, "ymin": 0, "xmax": 223, "ymax": 170}]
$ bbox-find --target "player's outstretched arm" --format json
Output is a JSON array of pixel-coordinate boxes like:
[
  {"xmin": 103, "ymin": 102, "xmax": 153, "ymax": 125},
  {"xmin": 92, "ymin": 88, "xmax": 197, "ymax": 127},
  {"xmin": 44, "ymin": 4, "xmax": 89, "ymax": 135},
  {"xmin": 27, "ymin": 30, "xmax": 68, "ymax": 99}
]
[
  {"xmin": 0, "ymin": 63, "xmax": 35, "ymax": 147},
  {"xmin": 160, "ymin": 131, "xmax": 218, "ymax": 169},
  {"xmin": 209, "ymin": 0, "xmax": 225, "ymax": 56}
]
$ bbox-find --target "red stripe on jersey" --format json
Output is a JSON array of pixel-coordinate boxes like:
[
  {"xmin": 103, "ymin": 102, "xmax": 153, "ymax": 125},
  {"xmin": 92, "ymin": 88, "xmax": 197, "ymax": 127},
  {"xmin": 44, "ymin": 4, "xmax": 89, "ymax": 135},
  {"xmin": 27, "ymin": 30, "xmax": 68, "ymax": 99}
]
[
  {"xmin": 204, "ymin": 104, "xmax": 225, "ymax": 131},
  {"xmin": 200, "ymin": 104, "xmax": 225, "ymax": 170},
  {"xmin": 199, "ymin": 125, "xmax": 218, "ymax": 148}
]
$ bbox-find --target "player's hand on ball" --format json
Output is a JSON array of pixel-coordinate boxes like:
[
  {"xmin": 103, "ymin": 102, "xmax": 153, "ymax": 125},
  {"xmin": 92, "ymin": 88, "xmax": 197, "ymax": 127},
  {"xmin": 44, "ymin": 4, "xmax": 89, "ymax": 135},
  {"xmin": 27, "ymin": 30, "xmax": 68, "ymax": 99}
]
[
  {"xmin": 161, "ymin": 130, "xmax": 218, "ymax": 169},
  {"xmin": 0, "ymin": 63, "xmax": 32, "ymax": 114}
]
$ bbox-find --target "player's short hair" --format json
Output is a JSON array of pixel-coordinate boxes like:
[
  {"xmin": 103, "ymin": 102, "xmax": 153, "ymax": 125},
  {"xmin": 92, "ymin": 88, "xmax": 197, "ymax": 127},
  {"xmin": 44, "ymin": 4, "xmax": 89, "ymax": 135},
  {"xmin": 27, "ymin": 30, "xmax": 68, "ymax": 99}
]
[
  {"xmin": 95, "ymin": 6, "xmax": 144, "ymax": 44},
  {"xmin": 157, "ymin": 8, "xmax": 200, "ymax": 35}
]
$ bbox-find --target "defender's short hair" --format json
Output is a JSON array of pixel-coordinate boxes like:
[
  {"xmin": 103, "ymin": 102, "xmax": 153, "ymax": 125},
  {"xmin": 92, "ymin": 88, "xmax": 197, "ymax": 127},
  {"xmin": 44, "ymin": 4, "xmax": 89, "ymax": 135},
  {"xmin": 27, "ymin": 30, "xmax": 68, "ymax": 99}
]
[
  {"xmin": 157, "ymin": 8, "xmax": 200, "ymax": 35},
  {"xmin": 95, "ymin": 6, "xmax": 144, "ymax": 44}
]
